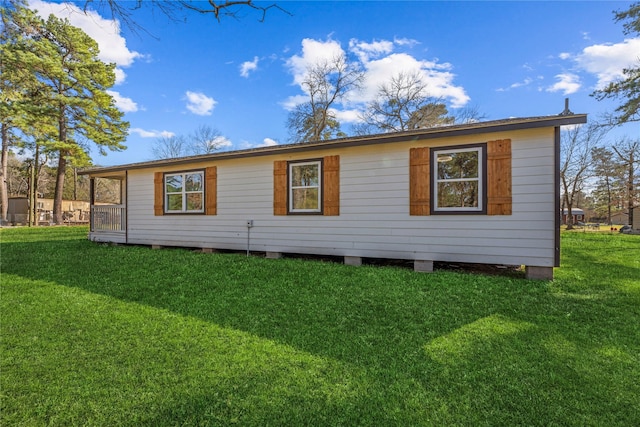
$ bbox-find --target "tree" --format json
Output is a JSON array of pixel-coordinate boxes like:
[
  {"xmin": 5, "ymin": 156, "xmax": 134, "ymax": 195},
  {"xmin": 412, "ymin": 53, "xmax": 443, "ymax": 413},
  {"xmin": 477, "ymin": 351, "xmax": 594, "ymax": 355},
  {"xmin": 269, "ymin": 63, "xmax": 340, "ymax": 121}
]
[
  {"xmin": 150, "ymin": 125, "xmax": 226, "ymax": 159},
  {"xmin": 560, "ymin": 123, "xmax": 607, "ymax": 229},
  {"xmin": 611, "ymin": 137, "xmax": 640, "ymax": 225},
  {"xmin": 357, "ymin": 72, "xmax": 485, "ymax": 135},
  {"xmin": 592, "ymin": 2, "xmax": 640, "ymax": 125},
  {"xmin": 359, "ymin": 72, "xmax": 454, "ymax": 133},
  {"xmin": 0, "ymin": 2, "xmax": 40, "ymax": 223},
  {"xmin": 451, "ymin": 105, "xmax": 487, "ymax": 125},
  {"xmin": 591, "ymin": 146, "xmax": 625, "ymax": 223},
  {"xmin": 81, "ymin": 1, "xmax": 289, "ymax": 32},
  {"xmin": 151, "ymin": 135, "xmax": 189, "ymax": 159},
  {"xmin": 189, "ymin": 124, "xmax": 225, "ymax": 155},
  {"xmin": 287, "ymin": 55, "xmax": 364, "ymax": 142},
  {"xmin": 10, "ymin": 9, "xmax": 129, "ymax": 223}
]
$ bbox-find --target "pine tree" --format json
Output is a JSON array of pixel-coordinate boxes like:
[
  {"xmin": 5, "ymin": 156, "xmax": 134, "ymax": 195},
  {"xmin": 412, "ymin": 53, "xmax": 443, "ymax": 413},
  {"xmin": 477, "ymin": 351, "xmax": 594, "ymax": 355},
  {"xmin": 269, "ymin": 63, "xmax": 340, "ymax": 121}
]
[
  {"xmin": 2, "ymin": 4, "xmax": 129, "ymax": 223},
  {"xmin": 0, "ymin": 3, "xmax": 45, "ymax": 223}
]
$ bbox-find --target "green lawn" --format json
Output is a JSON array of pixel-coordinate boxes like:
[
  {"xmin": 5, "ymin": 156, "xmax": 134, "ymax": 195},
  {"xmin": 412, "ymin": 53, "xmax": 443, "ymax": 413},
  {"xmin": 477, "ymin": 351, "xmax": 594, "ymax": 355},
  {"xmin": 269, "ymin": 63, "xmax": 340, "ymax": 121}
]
[{"xmin": 1, "ymin": 226, "xmax": 639, "ymax": 426}]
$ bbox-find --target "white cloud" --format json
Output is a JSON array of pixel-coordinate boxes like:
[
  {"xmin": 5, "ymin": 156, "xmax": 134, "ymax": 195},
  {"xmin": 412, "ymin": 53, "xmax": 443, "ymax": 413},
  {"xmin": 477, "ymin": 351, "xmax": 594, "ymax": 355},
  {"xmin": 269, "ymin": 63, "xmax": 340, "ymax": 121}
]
[
  {"xmin": 211, "ymin": 136, "xmax": 233, "ymax": 149},
  {"xmin": 333, "ymin": 108, "xmax": 362, "ymax": 124},
  {"xmin": 237, "ymin": 138, "xmax": 279, "ymax": 149},
  {"xmin": 29, "ymin": 1, "xmax": 142, "ymax": 84},
  {"xmin": 497, "ymin": 76, "xmax": 542, "ymax": 92},
  {"xmin": 349, "ymin": 38, "xmax": 394, "ymax": 62},
  {"xmin": 546, "ymin": 73, "xmax": 581, "ymax": 95},
  {"xmin": 106, "ymin": 90, "xmax": 138, "ymax": 113},
  {"xmin": 394, "ymin": 37, "xmax": 420, "ymax": 48},
  {"xmin": 240, "ymin": 56, "xmax": 259, "ymax": 78},
  {"xmin": 359, "ymin": 52, "xmax": 469, "ymax": 107},
  {"xmin": 286, "ymin": 38, "xmax": 346, "ymax": 87},
  {"xmin": 574, "ymin": 38, "xmax": 640, "ymax": 89},
  {"xmin": 283, "ymin": 36, "xmax": 470, "ymax": 127},
  {"xmin": 130, "ymin": 128, "xmax": 175, "ymax": 138},
  {"xmin": 113, "ymin": 68, "xmax": 127, "ymax": 85},
  {"xmin": 281, "ymin": 94, "xmax": 309, "ymax": 111},
  {"xmin": 185, "ymin": 91, "xmax": 216, "ymax": 116},
  {"xmin": 260, "ymin": 138, "xmax": 279, "ymax": 147}
]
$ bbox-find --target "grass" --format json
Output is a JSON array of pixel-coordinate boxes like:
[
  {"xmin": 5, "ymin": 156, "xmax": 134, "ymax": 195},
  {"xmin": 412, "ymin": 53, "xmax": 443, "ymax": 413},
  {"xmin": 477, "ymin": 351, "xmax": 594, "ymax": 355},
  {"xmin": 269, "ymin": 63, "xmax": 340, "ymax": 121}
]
[{"xmin": 1, "ymin": 226, "xmax": 639, "ymax": 426}]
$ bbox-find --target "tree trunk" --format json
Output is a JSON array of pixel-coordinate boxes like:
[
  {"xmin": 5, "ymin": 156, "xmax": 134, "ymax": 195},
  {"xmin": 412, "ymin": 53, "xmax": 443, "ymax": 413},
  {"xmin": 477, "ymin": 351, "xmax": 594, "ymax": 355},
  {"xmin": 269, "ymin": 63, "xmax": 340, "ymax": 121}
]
[
  {"xmin": 53, "ymin": 106, "xmax": 67, "ymax": 225},
  {"xmin": 628, "ymin": 151, "xmax": 634, "ymax": 226},
  {"xmin": 566, "ymin": 201, "xmax": 574, "ymax": 230},
  {"xmin": 0, "ymin": 123, "xmax": 9, "ymax": 224},
  {"xmin": 53, "ymin": 152, "xmax": 67, "ymax": 224}
]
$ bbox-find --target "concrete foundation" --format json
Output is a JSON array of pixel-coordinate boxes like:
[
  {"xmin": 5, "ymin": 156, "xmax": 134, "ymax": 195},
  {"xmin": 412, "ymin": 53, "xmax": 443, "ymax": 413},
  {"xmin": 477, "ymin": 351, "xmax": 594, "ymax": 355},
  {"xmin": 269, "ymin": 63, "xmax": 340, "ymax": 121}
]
[
  {"xmin": 344, "ymin": 256, "xmax": 362, "ymax": 267},
  {"xmin": 525, "ymin": 266, "xmax": 554, "ymax": 280},
  {"xmin": 266, "ymin": 251, "xmax": 283, "ymax": 259},
  {"xmin": 414, "ymin": 260, "xmax": 434, "ymax": 273}
]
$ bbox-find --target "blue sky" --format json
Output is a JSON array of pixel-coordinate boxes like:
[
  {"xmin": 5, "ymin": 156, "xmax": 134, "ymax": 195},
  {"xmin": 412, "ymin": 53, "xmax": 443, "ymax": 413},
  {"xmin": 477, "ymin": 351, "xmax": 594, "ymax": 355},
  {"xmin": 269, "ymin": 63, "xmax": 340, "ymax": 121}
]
[{"xmin": 29, "ymin": 1, "xmax": 640, "ymax": 166}]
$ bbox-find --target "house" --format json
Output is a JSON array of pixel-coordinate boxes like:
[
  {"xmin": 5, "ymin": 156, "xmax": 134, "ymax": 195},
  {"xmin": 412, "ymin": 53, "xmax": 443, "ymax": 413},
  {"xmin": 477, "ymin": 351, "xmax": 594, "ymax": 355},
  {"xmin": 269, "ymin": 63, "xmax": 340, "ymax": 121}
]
[
  {"xmin": 5, "ymin": 197, "xmax": 89, "ymax": 225},
  {"xmin": 609, "ymin": 210, "xmax": 629, "ymax": 225},
  {"xmin": 79, "ymin": 113, "xmax": 587, "ymax": 280},
  {"xmin": 561, "ymin": 207, "xmax": 585, "ymax": 225}
]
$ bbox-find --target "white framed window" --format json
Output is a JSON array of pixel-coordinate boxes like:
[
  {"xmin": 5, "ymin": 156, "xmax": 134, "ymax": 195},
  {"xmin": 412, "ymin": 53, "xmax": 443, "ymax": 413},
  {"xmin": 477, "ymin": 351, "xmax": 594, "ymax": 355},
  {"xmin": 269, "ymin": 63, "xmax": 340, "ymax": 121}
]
[
  {"xmin": 164, "ymin": 171, "xmax": 204, "ymax": 213},
  {"xmin": 433, "ymin": 145, "xmax": 484, "ymax": 213},
  {"xmin": 289, "ymin": 160, "xmax": 322, "ymax": 213}
]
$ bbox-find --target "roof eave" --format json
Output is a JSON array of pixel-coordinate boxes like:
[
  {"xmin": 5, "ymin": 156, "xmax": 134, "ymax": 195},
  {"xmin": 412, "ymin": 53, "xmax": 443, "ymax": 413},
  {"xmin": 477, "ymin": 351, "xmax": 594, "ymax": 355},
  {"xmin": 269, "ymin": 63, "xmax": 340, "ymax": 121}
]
[{"xmin": 79, "ymin": 113, "xmax": 587, "ymax": 176}]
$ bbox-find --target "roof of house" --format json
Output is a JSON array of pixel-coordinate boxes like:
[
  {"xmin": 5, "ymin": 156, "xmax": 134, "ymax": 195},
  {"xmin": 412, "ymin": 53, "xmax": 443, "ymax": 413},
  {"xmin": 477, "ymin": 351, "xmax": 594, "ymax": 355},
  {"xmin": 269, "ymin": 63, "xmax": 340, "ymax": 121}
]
[
  {"xmin": 80, "ymin": 113, "xmax": 587, "ymax": 176},
  {"xmin": 563, "ymin": 208, "xmax": 585, "ymax": 214}
]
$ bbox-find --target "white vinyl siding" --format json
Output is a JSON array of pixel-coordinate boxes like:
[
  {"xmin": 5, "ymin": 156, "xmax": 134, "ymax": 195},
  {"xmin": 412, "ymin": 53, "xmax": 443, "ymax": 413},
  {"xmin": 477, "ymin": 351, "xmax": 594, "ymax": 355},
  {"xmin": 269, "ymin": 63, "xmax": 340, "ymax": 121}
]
[{"xmin": 109, "ymin": 127, "xmax": 558, "ymax": 268}]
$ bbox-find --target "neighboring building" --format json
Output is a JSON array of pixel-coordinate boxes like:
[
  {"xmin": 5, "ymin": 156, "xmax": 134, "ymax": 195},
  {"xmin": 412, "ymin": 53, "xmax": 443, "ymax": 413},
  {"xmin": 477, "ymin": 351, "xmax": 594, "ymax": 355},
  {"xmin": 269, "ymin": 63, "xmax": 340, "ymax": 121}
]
[
  {"xmin": 79, "ymin": 113, "xmax": 587, "ymax": 280},
  {"xmin": 562, "ymin": 208, "xmax": 584, "ymax": 225},
  {"xmin": 609, "ymin": 210, "xmax": 629, "ymax": 225},
  {"xmin": 5, "ymin": 197, "xmax": 89, "ymax": 225}
]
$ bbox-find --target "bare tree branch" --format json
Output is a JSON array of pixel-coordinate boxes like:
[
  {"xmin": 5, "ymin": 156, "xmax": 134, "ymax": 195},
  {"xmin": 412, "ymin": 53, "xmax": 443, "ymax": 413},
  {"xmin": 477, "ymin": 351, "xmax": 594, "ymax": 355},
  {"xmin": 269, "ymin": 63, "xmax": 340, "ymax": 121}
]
[
  {"xmin": 560, "ymin": 123, "xmax": 608, "ymax": 229},
  {"xmin": 81, "ymin": 0, "xmax": 290, "ymax": 33},
  {"xmin": 287, "ymin": 54, "xmax": 364, "ymax": 142},
  {"xmin": 189, "ymin": 124, "xmax": 225, "ymax": 155}
]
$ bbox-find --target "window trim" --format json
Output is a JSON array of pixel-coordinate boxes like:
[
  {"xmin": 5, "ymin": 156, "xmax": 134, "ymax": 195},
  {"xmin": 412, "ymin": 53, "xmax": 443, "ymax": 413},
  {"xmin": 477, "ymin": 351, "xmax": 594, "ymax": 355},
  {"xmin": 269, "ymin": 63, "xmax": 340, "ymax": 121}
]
[
  {"xmin": 431, "ymin": 143, "xmax": 487, "ymax": 215},
  {"xmin": 164, "ymin": 169, "xmax": 205, "ymax": 214},
  {"xmin": 288, "ymin": 159, "xmax": 323, "ymax": 215}
]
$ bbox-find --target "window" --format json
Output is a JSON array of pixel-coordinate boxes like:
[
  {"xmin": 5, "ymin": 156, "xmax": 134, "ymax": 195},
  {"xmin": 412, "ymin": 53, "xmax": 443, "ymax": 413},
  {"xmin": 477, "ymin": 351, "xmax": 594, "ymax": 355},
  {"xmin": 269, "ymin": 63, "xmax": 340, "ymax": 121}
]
[
  {"xmin": 289, "ymin": 160, "xmax": 322, "ymax": 213},
  {"xmin": 432, "ymin": 145, "xmax": 485, "ymax": 213},
  {"xmin": 410, "ymin": 140, "xmax": 510, "ymax": 216},
  {"xmin": 274, "ymin": 156, "xmax": 339, "ymax": 216},
  {"xmin": 164, "ymin": 171, "xmax": 204, "ymax": 213}
]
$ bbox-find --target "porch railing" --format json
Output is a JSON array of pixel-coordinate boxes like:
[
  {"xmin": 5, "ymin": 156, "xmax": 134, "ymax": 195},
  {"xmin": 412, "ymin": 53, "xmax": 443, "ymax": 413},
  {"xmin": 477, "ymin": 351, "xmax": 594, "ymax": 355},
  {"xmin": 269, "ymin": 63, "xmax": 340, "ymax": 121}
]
[{"xmin": 91, "ymin": 205, "xmax": 126, "ymax": 232}]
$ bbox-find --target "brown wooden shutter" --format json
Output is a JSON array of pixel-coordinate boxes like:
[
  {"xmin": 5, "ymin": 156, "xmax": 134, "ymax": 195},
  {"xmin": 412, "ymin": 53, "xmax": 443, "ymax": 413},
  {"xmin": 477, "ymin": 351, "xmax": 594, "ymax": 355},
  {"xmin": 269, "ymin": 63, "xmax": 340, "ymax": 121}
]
[
  {"xmin": 487, "ymin": 139, "xmax": 512, "ymax": 215},
  {"xmin": 273, "ymin": 160, "xmax": 288, "ymax": 215},
  {"xmin": 409, "ymin": 147, "xmax": 430, "ymax": 215},
  {"xmin": 323, "ymin": 155, "xmax": 340, "ymax": 216},
  {"xmin": 205, "ymin": 166, "xmax": 217, "ymax": 215},
  {"xmin": 154, "ymin": 172, "xmax": 164, "ymax": 216}
]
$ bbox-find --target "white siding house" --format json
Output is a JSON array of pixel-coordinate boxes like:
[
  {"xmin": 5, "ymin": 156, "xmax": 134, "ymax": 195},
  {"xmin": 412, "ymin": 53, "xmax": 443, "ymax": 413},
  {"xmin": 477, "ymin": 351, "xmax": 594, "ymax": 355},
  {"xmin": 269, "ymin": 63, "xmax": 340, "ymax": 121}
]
[{"xmin": 81, "ymin": 114, "xmax": 587, "ymax": 280}]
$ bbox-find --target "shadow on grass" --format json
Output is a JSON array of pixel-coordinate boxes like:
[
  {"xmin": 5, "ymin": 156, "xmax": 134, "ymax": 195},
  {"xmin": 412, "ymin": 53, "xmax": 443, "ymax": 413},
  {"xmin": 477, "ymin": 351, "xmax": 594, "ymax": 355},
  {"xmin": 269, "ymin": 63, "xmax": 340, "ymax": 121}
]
[{"xmin": 2, "ymin": 228, "xmax": 639, "ymax": 425}]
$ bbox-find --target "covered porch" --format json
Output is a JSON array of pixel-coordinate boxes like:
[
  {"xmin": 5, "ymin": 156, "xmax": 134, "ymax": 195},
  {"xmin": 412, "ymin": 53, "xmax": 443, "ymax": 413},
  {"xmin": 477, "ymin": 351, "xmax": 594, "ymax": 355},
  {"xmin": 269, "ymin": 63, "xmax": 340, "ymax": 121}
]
[{"xmin": 87, "ymin": 172, "xmax": 127, "ymax": 244}]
